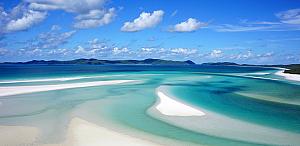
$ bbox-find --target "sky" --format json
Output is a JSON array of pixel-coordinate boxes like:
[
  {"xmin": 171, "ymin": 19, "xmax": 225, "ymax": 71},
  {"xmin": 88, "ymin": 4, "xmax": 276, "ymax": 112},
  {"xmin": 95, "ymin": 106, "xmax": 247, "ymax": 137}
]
[{"xmin": 0, "ymin": 0, "xmax": 300, "ymax": 64}]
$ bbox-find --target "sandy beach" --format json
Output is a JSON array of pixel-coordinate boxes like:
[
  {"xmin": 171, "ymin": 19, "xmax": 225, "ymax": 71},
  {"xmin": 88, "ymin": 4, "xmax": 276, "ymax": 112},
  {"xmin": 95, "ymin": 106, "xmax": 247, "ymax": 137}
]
[
  {"xmin": 0, "ymin": 125, "xmax": 39, "ymax": 146},
  {"xmin": 0, "ymin": 80, "xmax": 135, "ymax": 97},
  {"xmin": 0, "ymin": 117, "xmax": 164, "ymax": 146},
  {"xmin": 61, "ymin": 117, "xmax": 163, "ymax": 146},
  {"xmin": 155, "ymin": 89, "xmax": 205, "ymax": 116},
  {"xmin": 275, "ymin": 69, "xmax": 300, "ymax": 82}
]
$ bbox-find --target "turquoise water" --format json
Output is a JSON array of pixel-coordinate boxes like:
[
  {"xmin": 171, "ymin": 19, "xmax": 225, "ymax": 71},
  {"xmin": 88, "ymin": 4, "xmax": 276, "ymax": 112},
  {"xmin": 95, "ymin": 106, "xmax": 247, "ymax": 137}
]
[{"xmin": 0, "ymin": 64, "xmax": 299, "ymax": 145}]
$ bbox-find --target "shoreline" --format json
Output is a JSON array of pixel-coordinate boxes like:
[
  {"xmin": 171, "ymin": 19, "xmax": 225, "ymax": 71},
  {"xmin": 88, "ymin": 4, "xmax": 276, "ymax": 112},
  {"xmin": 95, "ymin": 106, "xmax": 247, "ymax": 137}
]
[
  {"xmin": 0, "ymin": 80, "xmax": 135, "ymax": 97},
  {"xmin": 274, "ymin": 69, "xmax": 300, "ymax": 82}
]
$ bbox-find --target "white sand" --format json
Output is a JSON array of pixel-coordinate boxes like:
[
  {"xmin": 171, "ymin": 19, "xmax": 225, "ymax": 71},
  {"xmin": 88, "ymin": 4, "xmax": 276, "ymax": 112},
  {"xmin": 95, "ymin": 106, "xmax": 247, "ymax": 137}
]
[
  {"xmin": 0, "ymin": 80, "xmax": 135, "ymax": 97},
  {"xmin": 0, "ymin": 117, "xmax": 163, "ymax": 146},
  {"xmin": 0, "ymin": 125, "xmax": 39, "ymax": 146},
  {"xmin": 275, "ymin": 69, "xmax": 300, "ymax": 82},
  {"xmin": 0, "ymin": 75, "xmax": 116, "ymax": 84},
  {"xmin": 66, "ymin": 118, "xmax": 163, "ymax": 146},
  {"xmin": 61, "ymin": 117, "xmax": 163, "ymax": 146},
  {"xmin": 156, "ymin": 90, "xmax": 205, "ymax": 116}
]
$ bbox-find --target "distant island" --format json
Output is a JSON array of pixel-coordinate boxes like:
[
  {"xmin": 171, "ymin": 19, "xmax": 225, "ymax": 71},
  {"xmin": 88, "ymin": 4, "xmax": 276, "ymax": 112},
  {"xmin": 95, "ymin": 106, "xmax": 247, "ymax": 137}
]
[
  {"xmin": 202, "ymin": 62, "xmax": 300, "ymax": 74},
  {"xmin": 1, "ymin": 58, "xmax": 196, "ymax": 65},
  {"xmin": 2, "ymin": 59, "xmax": 299, "ymax": 74}
]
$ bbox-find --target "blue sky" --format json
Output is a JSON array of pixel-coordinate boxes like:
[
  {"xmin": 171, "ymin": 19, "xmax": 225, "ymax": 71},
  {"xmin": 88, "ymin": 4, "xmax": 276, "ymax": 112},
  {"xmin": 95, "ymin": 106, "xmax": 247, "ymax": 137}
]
[{"xmin": 0, "ymin": 0, "xmax": 300, "ymax": 64}]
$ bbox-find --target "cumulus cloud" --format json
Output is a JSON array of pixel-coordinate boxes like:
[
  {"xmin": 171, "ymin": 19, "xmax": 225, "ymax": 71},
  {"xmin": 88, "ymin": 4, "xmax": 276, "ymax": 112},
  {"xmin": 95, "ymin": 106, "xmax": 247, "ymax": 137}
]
[
  {"xmin": 276, "ymin": 9, "xmax": 300, "ymax": 24},
  {"xmin": 169, "ymin": 18, "xmax": 207, "ymax": 32},
  {"xmin": 74, "ymin": 8, "xmax": 116, "ymax": 29},
  {"xmin": 121, "ymin": 10, "xmax": 164, "ymax": 32},
  {"xmin": 73, "ymin": 39, "xmax": 118, "ymax": 58},
  {"xmin": 27, "ymin": 0, "xmax": 116, "ymax": 29},
  {"xmin": 75, "ymin": 46, "xmax": 94, "ymax": 54},
  {"xmin": 112, "ymin": 47, "xmax": 129, "ymax": 54},
  {"xmin": 210, "ymin": 49, "xmax": 223, "ymax": 58},
  {"xmin": 170, "ymin": 48, "xmax": 197, "ymax": 55},
  {"xmin": 5, "ymin": 10, "xmax": 46, "ymax": 32},
  {"xmin": 27, "ymin": 0, "xmax": 107, "ymax": 13},
  {"xmin": 0, "ymin": 4, "xmax": 47, "ymax": 34},
  {"xmin": 229, "ymin": 50, "xmax": 252, "ymax": 59},
  {"xmin": 0, "ymin": 0, "xmax": 115, "ymax": 33},
  {"xmin": 137, "ymin": 47, "xmax": 199, "ymax": 59},
  {"xmin": 48, "ymin": 48, "xmax": 68, "ymax": 56}
]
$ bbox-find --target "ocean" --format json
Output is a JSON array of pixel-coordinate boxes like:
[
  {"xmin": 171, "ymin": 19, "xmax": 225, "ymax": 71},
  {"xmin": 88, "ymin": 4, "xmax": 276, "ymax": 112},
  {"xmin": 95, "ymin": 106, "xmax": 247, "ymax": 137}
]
[{"xmin": 0, "ymin": 64, "xmax": 299, "ymax": 146}]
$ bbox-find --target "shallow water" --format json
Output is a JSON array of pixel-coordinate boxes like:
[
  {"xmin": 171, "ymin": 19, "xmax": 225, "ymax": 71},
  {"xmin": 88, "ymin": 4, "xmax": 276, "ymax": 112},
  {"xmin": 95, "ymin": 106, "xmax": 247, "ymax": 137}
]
[{"xmin": 0, "ymin": 64, "xmax": 299, "ymax": 146}]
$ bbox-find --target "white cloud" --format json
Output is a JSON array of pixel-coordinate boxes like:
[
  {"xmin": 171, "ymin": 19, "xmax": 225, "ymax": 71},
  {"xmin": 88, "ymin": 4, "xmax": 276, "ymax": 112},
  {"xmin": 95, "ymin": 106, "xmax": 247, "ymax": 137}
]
[
  {"xmin": 0, "ymin": 4, "xmax": 47, "ymax": 33},
  {"xmin": 75, "ymin": 46, "xmax": 87, "ymax": 54},
  {"xmin": 27, "ymin": 0, "xmax": 107, "ymax": 13},
  {"xmin": 230, "ymin": 50, "xmax": 253, "ymax": 59},
  {"xmin": 75, "ymin": 9, "xmax": 105, "ymax": 20},
  {"xmin": 170, "ymin": 18, "xmax": 207, "ymax": 32},
  {"xmin": 121, "ymin": 10, "xmax": 164, "ymax": 32},
  {"xmin": 141, "ymin": 47, "xmax": 155, "ymax": 52},
  {"xmin": 170, "ymin": 48, "xmax": 197, "ymax": 55},
  {"xmin": 137, "ymin": 47, "xmax": 199, "ymax": 59},
  {"xmin": 73, "ymin": 39, "xmax": 116, "ymax": 57},
  {"xmin": 26, "ymin": 0, "xmax": 115, "ymax": 29},
  {"xmin": 276, "ymin": 9, "xmax": 300, "ymax": 24},
  {"xmin": 112, "ymin": 47, "xmax": 129, "ymax": 54},
  {"xmin": 74, "ymin": 8, "xmax": 116, "ymax": 29},
  {"xmin": 228, "ymin": 50, "xmax": 275, "ymax": 62},
  {"xmin": 88, "ymin": 38, "xmax": 108, "ymax": 50},
  {"xmin": 48, "ymin": 48, "xmax": 68, "ymax": 56},
  {"xmin": 210, "ymin": 49, "xmax": 223, "ymax": 58},
  {"xmin": 74, "ymin": 46, "xmax": 101, "ymax": 56}
]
